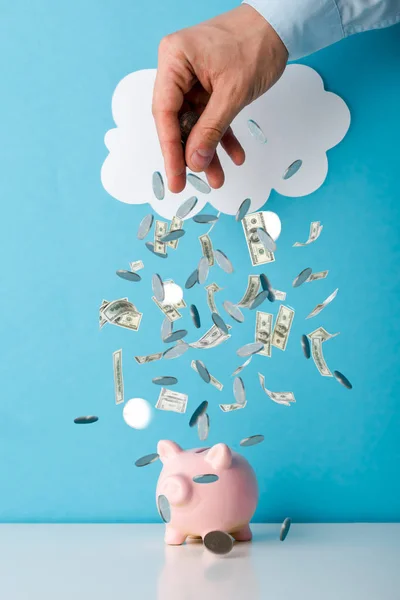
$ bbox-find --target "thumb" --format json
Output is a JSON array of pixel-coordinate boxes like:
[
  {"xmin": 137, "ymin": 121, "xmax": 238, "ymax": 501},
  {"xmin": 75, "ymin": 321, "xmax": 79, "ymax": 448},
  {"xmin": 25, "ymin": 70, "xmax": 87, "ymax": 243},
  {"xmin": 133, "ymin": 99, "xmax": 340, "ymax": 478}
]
[{"xmin": 186, "ymin": 88, "xmax": 239, "ymax": 172}]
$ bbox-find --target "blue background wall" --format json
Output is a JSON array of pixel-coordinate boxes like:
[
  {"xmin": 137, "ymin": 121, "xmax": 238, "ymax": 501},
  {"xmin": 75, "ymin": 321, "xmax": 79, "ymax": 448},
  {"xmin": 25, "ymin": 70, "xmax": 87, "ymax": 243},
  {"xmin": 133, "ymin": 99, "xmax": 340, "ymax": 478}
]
[{"xmin": 0, "ymin": 1, "xmax": 399, "ymax": 523}]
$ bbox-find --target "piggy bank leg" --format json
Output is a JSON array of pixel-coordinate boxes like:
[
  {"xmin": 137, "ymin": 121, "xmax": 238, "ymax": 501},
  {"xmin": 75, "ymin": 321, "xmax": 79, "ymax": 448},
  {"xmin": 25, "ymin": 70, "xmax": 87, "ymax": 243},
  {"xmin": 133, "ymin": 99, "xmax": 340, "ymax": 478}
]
[
  {"xmin": 164, "ymin": 526, "xmax": 187, "ymax": 546},
  {"xmin": 231, "ymin": 524, "xmax": 252, "ymax": 542}
]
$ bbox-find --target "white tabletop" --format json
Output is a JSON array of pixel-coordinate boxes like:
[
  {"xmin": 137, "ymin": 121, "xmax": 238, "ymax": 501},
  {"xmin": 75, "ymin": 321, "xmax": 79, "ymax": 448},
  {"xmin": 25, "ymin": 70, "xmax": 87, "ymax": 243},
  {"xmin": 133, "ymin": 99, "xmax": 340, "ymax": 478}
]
[{"xmin": 0, "ymin": 523, "xmax": 398, "ymax": 599}]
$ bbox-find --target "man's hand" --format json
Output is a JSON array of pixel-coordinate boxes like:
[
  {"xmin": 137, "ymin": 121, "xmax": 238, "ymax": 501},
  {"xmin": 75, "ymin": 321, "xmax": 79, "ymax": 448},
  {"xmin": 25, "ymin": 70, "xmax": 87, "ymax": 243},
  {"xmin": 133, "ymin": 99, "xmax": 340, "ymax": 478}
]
[{"xmin": 152, "ymin": 4, "xmax": 288, "ymax": 193}]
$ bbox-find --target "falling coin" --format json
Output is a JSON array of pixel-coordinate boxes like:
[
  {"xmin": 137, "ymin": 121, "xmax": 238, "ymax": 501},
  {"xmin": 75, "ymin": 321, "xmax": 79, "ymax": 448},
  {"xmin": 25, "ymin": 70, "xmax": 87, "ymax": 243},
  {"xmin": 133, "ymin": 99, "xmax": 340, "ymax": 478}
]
[
  {"xmin": 280, "ymin": 517, "xmax": 292, "ymax": 541},
  {"xmin": 204, "ymin": 530, "xmax": 234, "ymax": 555},
  {"xmin": 152, "ymin": 376, "xmax": 178, "ymax": 386},
  {"xmin": 145, "ymin": 242, "xmax": 168, "ymax": 258},
  {"xmin": 163, "ymin": 329, "xmax": 188, "ymax": 344},
  {"xmin": 193, "ymin": 474, "xmax": 219, "ymax": 484},
  {"xmin": 179, "ymin": 111, "xmax": 199, "ymax": 144},
  {"xmin": 194, "ymin": 360, "xmax": 211, "ymax": 384},
  {"xmin": 257, "ymin": 227, "xmax": 276, "ymax": 253},
  {"xmin": 236, "ymin": 198, "xmax": 251, "ymax": 221},
  {"xmin": 197, "ymin": 412, "xmax": 209, "ymax": 441},
  {"xmin": 301, "ymin": 335, "xmax": 311, "ymax": 359},
  {"xmin": 116, "ymin": 270, "xmax": 141, "ymax": 282},
  {"xmin": 152, "ymin": 273, "xmax": 165, "ymax": 302},
  {"xmin": 223, "ymin": 301, "xmax": 244, "ymax": 323},
  {"xmin": 249, "ymin": 290, "xmax": 269, "ymax": 310},
  {"xmin": 185, "ymin": 269, "xmax": 199, "ymax": 289},
  {"xmin": 137, "ymin": 213, "xmax": 154, "ymax": 240},
  {"xmin": 163, "ymin": 342, "xmax": 190, "ymax": 360},
  {"xmin": 214, "ymin": 249, "xmax": 234, "ymax": 274},
  {"xmin": 187, "ymin": 173, "xmax": 211, "ymax": 194},
  {"xmin": 176, "ymin": 196, "xmax": 198, "ymax": 219},
  {"xmin": 189, "ymin": 400, "xmax": 208, "ymax": 427},
  {"xmin": 333, "ymin": 370, "xmax": 353, "ymax": 389},
  {"xmin": 212, "ymin": 312, "xmax": 229, "ymax": 335},
  {"xmin": 152, "ymin": 171, "xmax": 165, "ymax": 200},
  {"xmin": 193, "ymin": 214, "xmax": 219, "ymax": 224},
  {"xmin": 197, "ymin": 256, "xmax": 209, "ymax": 285},
  {"xmin": 161, "ymin": 317, "xmax": 172, "ymax": 341},
  {"xmin": 159, "ymin": 229, "xmax": 186, "ymax": 242},
  {"xmin": 292, "ymin": 267, "xmax": 312, "ymax": 288},
  {"xmin": 135, "ymin": 453, "xmax": 160, "ymax": 467},
  {"xmin": 267, "ymin": 290, "xmax": 276, "ymax": 302},
  {"xmin": 247, "ymin": 119, "xmax": 267, "ymax": 144},
  {"xmin": 74, "ymin": 416, "xmax": 98, "ymax": 425},
  {"xmin": 190, "ymin": 304, "xmax": 201, "ymax": 328},
  {"xmin": 240, "ymin": 434, "xmax": 264, "ymax": 447},
  {"xmin": 233, "ymin": 377, "xmax": 246, "ymax": 405},
  {"xmin": 237, "ymin": 342, "xmax": 264, "ymax": 357},
  {"xmin": 259, "ymin": 273, "xmax": 272, "ymax": 292},
  {"xmin": 283, "ymin": 159, "xmax": 302, "ymax": 180},
  {"xmin": 157, "ymin": 494, "xmax": 171, "ymax": 523}
]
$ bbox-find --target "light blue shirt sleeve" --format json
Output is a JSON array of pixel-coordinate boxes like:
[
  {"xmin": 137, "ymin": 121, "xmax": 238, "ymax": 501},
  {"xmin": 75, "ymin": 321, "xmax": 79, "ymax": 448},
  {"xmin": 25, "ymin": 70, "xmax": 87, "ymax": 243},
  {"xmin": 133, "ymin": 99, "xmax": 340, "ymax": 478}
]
[{"xmin": 242, "ymin": 0, "xmax": 400, "ymax": 60}]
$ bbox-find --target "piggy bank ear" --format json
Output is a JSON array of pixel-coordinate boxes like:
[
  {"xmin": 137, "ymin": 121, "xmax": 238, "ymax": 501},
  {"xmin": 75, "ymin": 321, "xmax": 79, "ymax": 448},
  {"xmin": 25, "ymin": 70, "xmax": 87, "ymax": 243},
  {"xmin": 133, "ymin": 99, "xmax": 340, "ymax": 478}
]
[
  {"xmin": 205, "ymin": 443, "xmax": 232, "ymax": 470},
  {"xmin": 157, "ymin": 440, "xmax": 183, "ymax": 464}
]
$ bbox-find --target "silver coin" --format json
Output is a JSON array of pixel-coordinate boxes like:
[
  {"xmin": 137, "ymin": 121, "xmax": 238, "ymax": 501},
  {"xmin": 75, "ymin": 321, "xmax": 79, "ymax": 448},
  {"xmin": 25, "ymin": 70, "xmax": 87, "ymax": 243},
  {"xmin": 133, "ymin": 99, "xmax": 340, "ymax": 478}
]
[
  {"xmin": 257, "ymin": 227, "xmax": 276, "ymax": 252},
  {"xmin": 189, "ymin": 400, "xmax": 208, "ymax": 427},
  {"xmin": 214, "ymin": 249, "xmax": 234, "ymax": 274},
  {"xmin": 176, "ymin": 196, "xmax": 198, "ymax": 219},
  {"xmin": 163, "ymin": 342, "xmax": 190, "ymax": 360},
  {"xmin": 240, "ymin": 434, "xmax": 264, "ymax": 447},
  {"xmin": 161, "ymin": 317, "xmax": 172, "ymax": 341},
  {"xmin": 137, "ymin": 213, "xmax": 154, "ymax": 240},
  {"xmin": 152, "ymin": 273, "xmax": 165, "ymax": 302},
  {"xmin": 233, "ymin": 377, "xmax": 246, "ymax": 405},
  {"xmin": 283, "ymin": 159, "xmax": 302, "ymax": 180},
  {"xmin": 212, "ymin": 312, "xmax": 229, "ymax": 335},
  {"xmin": 197, "ymin": 256, "xmax": 209, "ymax": 285},
  {"xmin": 74, "ymin": 416, "xmax": 98, "ymax": 424},
  {"xmin": 280, "ymin": 517, "xmax": 291, "ymax": 541},
  {"xmin": 236, "ymin": 342, "xmax": 264, "ymax": 357},
  {"xmin": 152, "ymin": 171, "xmax": 165, "ymax": 200},
  {"xmin": 190, "ymin": 304, "xmax": 201, "ymax": 329},
  {"xmin": 197, "ymin": 412, "xmax": 209, "ymax": 441},
  {"xmin": 179, "ymin": 111, "xmax": 199, "ymax": 143},
  {"xmin": 116, "ymin": 270, "xmax": 141, "ymax": 282},
  {"xmin": 187, "ymin": 173, "xmax": 211, "ymax": 194},
  {"xmin": 157, "ymin": 494, "xmax": 171, "ymax": 523},
  {"xmin": 193, "ymin": 214, "xmax": 219, "ymax": 224},
  {"xmin": 152, "ymin": 376, "xmax": 178, "ymax": 386},
  {"xmin": 193, "ymin": 473, "xmax": 219, "ymax": 484},
  {"xmin": 236, "ymin": 197, "xmax": 251, "ymax": 222},
  {"xmin": 223, "ymin": 301, "xmax": 244, "ymax": 323},
  {"xmin": 185, "ymin": 269, "xmax": 199, "ymax": 289},
  {"xmin": 204, "ymin": 530, "xmax": 234, "ymax": 555},
  {"xmin": 292, "ymin": 267, "xmax": 312, "ymax": 288},
  {"xmin": 301, "ymin": 334, "xmax": 311, "ymax": 359},
  {"xmin": 145, "ymin": 242, "xmax": 168, "ymax": 258},
  {"xmin": 249, "ymin": 290, "xmax": 269, "ymax": 310},
  {"xmin": 163, "ymin": 329, "xmax": 188, "ymax": 343},
  {"xmin": 247, "ymin": 119, "xmax": 267, "ymax": 144},
  {"xmin": 135, "ymin": 452, "xmax": 159, "ymax": 467},
  {"xmin": 333, "ymin": 370, "xmax": 353, "ymax": 390},
  {"xmin": 259, "ymin": 273, "xmax": 272, "ymax": 292},
  {"xmin": 159, "ymin": 229, "xmax": 186, "ymax": 242},
  {"xmin": 267, "ymin": 290, "xmax": 276, "ymax": 302},
  {"xmin": 195, "ymin": 360, "xmax": 211, "ymax": 384}
]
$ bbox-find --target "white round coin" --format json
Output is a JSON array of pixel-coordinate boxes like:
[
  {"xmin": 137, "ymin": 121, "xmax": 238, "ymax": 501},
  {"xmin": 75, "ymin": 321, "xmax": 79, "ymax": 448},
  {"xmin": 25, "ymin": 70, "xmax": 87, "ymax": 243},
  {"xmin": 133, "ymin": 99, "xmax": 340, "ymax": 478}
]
[
  {"xmin": 123, "ymin": 398, "xmax": 152, "ymax": 429},
  {"xmin": 161, "ymin": 282, "xmax": 184, "ymax": 306}
]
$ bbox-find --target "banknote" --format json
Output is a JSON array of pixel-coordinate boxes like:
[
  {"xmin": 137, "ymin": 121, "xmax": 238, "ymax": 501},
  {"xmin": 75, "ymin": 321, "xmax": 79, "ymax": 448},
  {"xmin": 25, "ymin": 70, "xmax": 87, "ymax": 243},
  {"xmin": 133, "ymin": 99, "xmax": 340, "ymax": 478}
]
[
  {"xmin": 255, "ymin": 311, "xmax": 273, "ymax": 357},
  {"xmin": 219, "ymin": 402, "xmax": 247, "ymax": 412},
  {"xmin": 152, "ymin": 296, "xmax": 182, "ymax": 321},
  {"xmin": 306, "ymin": 288, "xmax": 339, "ymax": 319},
  {"xmin": 166, "ymin": 216, "xmax": 183, "ymax": 250},
  {"xmin": 113, "ymin": 349, "xmax": 124, "ymax": 405},
  {"xmin": 307, "ymin": 326, "xmax": 340, "ymax": 342},
  {"xmin": 231, "ymin": 357, "xmax": 252, "ymax": 376},
  {"xmin": 242, "ymin": 212, "xmax": 275, "ymax": 266},
  {"xmin": 101, "ymin": 298, "xmax": 136, "ymax": 323},
  {"xmin": 134, "ymin": 352, "xmax": 163, "ymax": 364},
  {"xmin": 271, "ymin": 305, "xmax": 295, "ymax": 351},
  {"xmin": 154, "ymin": 220, "xmax": 168, "ymax": 254},
  {"xmin": 129, "ymin": 260, "xmax": 144, "ymax": 272},
  {"xmin": 293, "ymin": 221, "xmax": 323, "ymax": 247},
  {"xmin": 199, "ymin": 234, "xmax": 214, "ymax": 266},
  {"xmin": 190, "ymin": 323, "xmax": 232, "ymax": 349},
  {"xmin": 307, "ymin": 270, "xmax": 329, "ymax": 282},
  {"xmin": 237, "ymin": 275, "xmax": 260, "ymax": 307},
  {"xmin": 115, "ymin": 311, "xmax": 142, "ymax": 331},
  {"xmin": 271, "ymin": 289, "xmax": 286, "ymax": 301},
  {"xmin": 155, "ymin": 388, "xmax": 188, "ymax": 413},
  {"xmin": 191, "ymin": 360, "xmax": 223, "ymax": 391},
  {"xmin": 258, "ymin": 373, "xmax": 296, "ymax": 406},
  {"xmin": 311, "ymin": 336, "xmax": 332, "ymax": 377},
  {"xmin": 205, "ymin": 282, "xmax": 223, "ymax": 313}
]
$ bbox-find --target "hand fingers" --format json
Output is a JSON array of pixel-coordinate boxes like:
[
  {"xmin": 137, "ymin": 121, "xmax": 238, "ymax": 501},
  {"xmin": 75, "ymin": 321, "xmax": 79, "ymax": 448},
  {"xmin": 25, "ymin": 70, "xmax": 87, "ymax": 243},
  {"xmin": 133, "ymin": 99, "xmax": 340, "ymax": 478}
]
[
  {"xmin": 204, "ymin": 151, "xmax": 225, "ymax": 189},
  {"xmin": 220, "ymin": 126, "xmax": 245, "ymax": 166}
]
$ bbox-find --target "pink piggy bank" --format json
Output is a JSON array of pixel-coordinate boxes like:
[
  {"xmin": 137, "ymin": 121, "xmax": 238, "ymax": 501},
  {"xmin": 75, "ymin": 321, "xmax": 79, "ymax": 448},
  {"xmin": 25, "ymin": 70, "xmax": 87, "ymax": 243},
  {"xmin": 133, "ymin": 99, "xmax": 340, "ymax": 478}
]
[{"xmin": 156, "ymin": 440, "xmax": 259, "ymax": 545}]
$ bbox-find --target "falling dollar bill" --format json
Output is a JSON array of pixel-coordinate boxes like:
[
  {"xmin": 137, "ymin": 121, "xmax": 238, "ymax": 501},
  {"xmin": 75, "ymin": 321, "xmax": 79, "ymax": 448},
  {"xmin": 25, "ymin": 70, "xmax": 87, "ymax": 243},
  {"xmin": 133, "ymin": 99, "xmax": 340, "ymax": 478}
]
[
  {"xmin": 205, "ymin": 282, "xmax": 223, "ymax": 314},
  {"xmin": 258, "ymin": 373, "xmax": 296, "ymax": 406},
  {"xmin": 190, "ymin": 323, "xmax": 232, "ymax": 349},
  {"xmin": 134, "ymin": 352, "xmax": 163, "ymax": 365},
  {"xmin": 113, "ymin": 349, "xmax": 124, "ymax": 405},
  {"xmin": 155, "ymin": 388, "xmax": 188, "ymax": 414},
  {"xmin": 242, "ymin": 212, "xmax": 275, "ymax": 266},
  {"xmin": 306, "ymin": 288, "xmax": 339, "ymax": 319},
  {"xmin": 255, "ymin": 311, "xmax": 273, "ymax": 357},
  {"xmin": 166, "ymin": 216, "xmax": 183, "ymax": 250},
  {"xmin": 129, "ymin": 260, "xmax": 144, "ymax": 272},
  {"xmin": 307, "ymin": 326, "xmax": 340, "ymax": 342},
  {"xmin": 231, "ymin": 356, "xmax": 252, "ymax": 376},
  {"xmin": 152, "ymin": 296, "xmax": 182, "ymax": 321},
  {"xmin": 115, "ymin": 311, "xmax": 143, "ymax": 331},
  {"xmin": 100, "ymin": 298, "xmax": 142, "ymax": 331},
  {"xmin": 237, "ymin": 275, "xmax": 260, "ymax": 307},
  {"xmin": 307, "ymin": 270, "xmax": 329, "ymax": 282},
  {"xmin": 271, "ymin": 289, "xmax": 286, "ymax": 301},
  {"xmin": 271, "ymin": 305, "xmax": 295, "ymax": 351},
  {"xmin": 154, "ymin": 220, "xmax": 168, "ymax": 254},
  {"xmin": 293, "ymin": 221, "xmax": 323, "ymax": 247},
  {"xmin": 199, "ymin": 234, "xmax": 214, "ymax": 266},
  {"xmin": 219, "ymin": 402, "xmax": 247, "ymax": 412},
  {"xmin": 311, "ymin": 336, "xmax": 332, "ymax": 377},
  {"xmin": 190, "ymin": 360, "xmax": 223, "ymax": 391}
]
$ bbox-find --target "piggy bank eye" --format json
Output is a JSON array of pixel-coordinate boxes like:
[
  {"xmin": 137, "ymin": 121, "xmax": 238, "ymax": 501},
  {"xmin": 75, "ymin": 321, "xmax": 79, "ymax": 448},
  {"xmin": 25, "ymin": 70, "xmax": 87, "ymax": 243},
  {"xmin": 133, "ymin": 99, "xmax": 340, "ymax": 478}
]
[{"xmin": 157, "ymin": 494, "xmax": 171, "ymax": 523}]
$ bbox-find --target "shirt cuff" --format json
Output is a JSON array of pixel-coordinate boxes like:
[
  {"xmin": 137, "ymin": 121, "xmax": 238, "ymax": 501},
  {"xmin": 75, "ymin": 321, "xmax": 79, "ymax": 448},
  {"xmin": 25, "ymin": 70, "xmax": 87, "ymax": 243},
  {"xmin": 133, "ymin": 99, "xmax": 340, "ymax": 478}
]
[{"xmin": 242, "ymin": 0, "xmax": 345, "ymax": 60}]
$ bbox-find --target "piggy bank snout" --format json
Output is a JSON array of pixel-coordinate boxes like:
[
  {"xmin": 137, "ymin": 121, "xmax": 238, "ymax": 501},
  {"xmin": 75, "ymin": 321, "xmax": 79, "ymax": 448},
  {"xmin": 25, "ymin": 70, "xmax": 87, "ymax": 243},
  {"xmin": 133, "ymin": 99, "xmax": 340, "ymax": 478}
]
[{"xmin": 162, "ymin": 475, "xmax": 191, "ymax": 506}]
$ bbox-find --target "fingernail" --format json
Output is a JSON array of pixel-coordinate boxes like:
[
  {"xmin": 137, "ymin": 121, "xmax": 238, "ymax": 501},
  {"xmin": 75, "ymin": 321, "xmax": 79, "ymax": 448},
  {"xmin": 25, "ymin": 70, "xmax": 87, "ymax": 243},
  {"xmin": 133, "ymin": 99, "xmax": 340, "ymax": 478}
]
[{"xmin": 191, "ymin": 148, "xmax": 214, "ymax": 170}]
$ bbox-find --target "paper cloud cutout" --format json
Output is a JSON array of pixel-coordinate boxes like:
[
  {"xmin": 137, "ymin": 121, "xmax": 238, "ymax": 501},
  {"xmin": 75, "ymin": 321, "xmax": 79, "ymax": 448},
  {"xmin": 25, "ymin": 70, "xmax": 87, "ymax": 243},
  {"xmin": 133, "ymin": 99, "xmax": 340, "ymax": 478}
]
[{"xmin": 101, "ymin": 65, "xmax": 350, "ymax": 220}]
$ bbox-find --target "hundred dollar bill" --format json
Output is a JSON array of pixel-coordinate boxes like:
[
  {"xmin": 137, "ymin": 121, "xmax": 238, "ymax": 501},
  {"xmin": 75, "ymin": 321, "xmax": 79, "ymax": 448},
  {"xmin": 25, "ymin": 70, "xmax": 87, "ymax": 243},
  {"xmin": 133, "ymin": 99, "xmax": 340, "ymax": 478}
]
[
  {"xmin": 307, "ymin": 270, "xmax": 328, "ymax": 282},
  {"xmin": 191, "ymin": 360, "xmax": 223, "ymax": 391},
  {"xmin": 190, "ymin": 323, "xmax": 232, "ymax": 350},
  {"xmin": 205, "ymin": 282, "xmax": 223, "ymax": 314},
  {"xmin": 307, "ymin": 326, "xmax": 340, "ymax": 343},
  {"xmin": 219, "ymin": 402, "xmax": 247, "ymax": 412},
  {"xmin": 129, "ymin": 260, "xmax": 144, "ymax": 272},
  {"xmin": 271, "ymin": 289, "xmax": 286, "ymax": 301},
  {"xmin": 232, "ymin": 356, "xmax": 252, "ymax": 376},
  {"xmin": 242, "ymin": 212, "xmax": 275, "ymax": 266},
  {"xmin": 152, "ymin": 296, "xmax": 182, "ymax": 322},
  {"xmin": 113, "ymin": 349, "xmax": 124, "ymax": 405},
  {"xmin": 311, "ymin": 336, "xmax": 332, "ymax": 377},
  {"xmin": 154, "ymin": 220, "xmax": 168, "ymax": 254},
  {"xmin": 155, "ymin": 388, "xmax": 188, "ymax": 414},
  {"xmin": 166, "ymin": 216, "xmax": 183, "ymax": 250},
  {"xmin": 163, "ymin": 280, "xmax": 186, "ymax": 310},
  {"xmin": 271, "ymin": 305, "xmax": 295, "ymax": 351},
  {"xmin": 99, "ymin": 298, "xmax": 128, "ymax": 329},
  {"xmin": 255, "ymin": 311, "xmax": 273, "ymax": 357},
  {"xmin": 258, "ymin": 373, "xmax": 296, "ymax": 406},
  {"xmin": 100, "ymin": 298, "xmax": 142, "ymax": 331},
  {"xmin": 306, "ymin": 288, "xmax": 339, "ymax": 320},
  {"xmin": 293, "ymin": 221, "xmax": 323, "ymax": 247},
  {"xmin": 237, "ymin": 275, "xmax": 260, "ymax": 307},
  {"xmin": 199, "ymin": 233, "xmax": 214, "ymax": 266},
  {"xmin": 115, "ymin": 310, "xmax": 142, "ymax": 331},
  {"xmin": 134, "ymin": 352, "xmax": 163, "ymax": 365}
]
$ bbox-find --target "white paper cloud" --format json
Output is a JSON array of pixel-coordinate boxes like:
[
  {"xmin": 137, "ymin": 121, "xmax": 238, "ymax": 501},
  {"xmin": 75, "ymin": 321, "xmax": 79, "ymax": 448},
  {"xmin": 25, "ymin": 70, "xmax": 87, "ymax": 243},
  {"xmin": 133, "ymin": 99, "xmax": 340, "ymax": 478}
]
[{"xmin": 101, "ymin": 65, "xmax": 350, "ymax": 220}]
